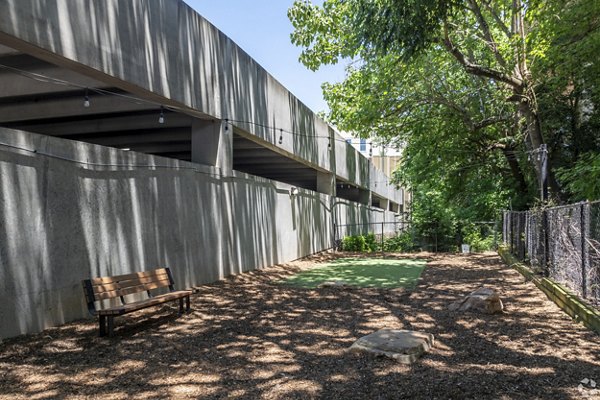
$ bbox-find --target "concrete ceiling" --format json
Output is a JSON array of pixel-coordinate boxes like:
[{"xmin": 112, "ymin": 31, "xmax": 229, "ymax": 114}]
[{"xmin": 233, "ymin": 133, "xmax": 318, "ymax": 190}]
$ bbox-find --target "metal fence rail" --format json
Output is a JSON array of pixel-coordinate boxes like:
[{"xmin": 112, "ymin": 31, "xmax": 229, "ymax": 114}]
[
  {"xmin": 503, "ymin": 201, "xmax": 600, "ymax": 305},
  {"xmin": 333, "ymin": 221, "xmax": 411, "ymax": 250}
]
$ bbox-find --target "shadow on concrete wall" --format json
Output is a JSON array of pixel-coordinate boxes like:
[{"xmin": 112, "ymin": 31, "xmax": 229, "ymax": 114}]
[{"xmin": 0, "ymin": 129, "xmax": 345, "ymax": 338}]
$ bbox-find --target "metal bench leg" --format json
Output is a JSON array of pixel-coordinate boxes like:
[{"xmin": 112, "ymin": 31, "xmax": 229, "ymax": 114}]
[
  {"xmin": 178, "ymin": 298, "xmax": 184, "ymax": 314},
  {"xmin": 99, "ymin": 315, "xmax": 106, "ymax": 337},
  {"xmin": 185, "ymin": 295, "xmax": 190, "ymax": 312},
  {"xmin": 107, "ymin": 316, "xmax": 115, "ymax": 337}
]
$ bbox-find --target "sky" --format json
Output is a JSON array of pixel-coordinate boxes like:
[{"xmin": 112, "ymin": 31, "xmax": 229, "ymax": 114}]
[{"xmin": 184, "ymin": 0, "xmax": 347, "ymax": 114}]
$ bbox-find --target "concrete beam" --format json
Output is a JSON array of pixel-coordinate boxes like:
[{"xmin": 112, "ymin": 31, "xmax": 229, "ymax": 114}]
[
  {"xmin": 191, "ymin": 118, "xmax": 231, "ymax": 173},
  {"xmin": 316, "ymin": 171, "xmax": 334, "ymax": 196},
  {"xmin": 0, "ymin": 95, "xmax": 155, "ymax": 123},
  {"xmin": 0, "ymin": 68, "xmax": 109, "ymax": 98},
  {"xmin": 119, "ymin": 142, "xmax": 190, "ymax": 154},
  {"xmin": 0, "ymin": 43, "xmax": 19, "ymax": 56},
  {"xmin": 12, "ymin": 112, "xmax": 193, "ymax": 136},
  {"xmin": 359, "ymin": 189, "xmax": 371, "ymax": 206},
  {"xmin": 72, "ymin": 128, "xmax": 191, "ymax": 147}
]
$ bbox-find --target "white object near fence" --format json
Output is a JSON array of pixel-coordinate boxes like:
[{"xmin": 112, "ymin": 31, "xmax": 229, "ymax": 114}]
[{"xmin": 461, "ymin": 244, "xmax": 471, "ymax": 254}]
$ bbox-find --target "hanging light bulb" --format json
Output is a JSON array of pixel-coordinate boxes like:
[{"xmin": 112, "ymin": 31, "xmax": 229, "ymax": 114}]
[
  {"xmin": 83, "ymin": 88, "xmax": 90, "ymax": 108},
  {"xmin": 224, "ymin": 119, "xmax": 229, "ymax": 132},
  {"xmin": 278, "ymin": 129, "xmax": 283, "ymax": 145},
  {"xmin": 328, "ymin": 138, "xmax": 331, "ymax": 149},
  {"xmin": 158, "ymin": 106, "xmax": 165, "ymax": 124}
]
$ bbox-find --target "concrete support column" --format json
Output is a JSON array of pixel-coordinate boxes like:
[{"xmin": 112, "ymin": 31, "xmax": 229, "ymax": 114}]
[
  {"xmin": 358, "ymin": 189, "xmax": 371, "ymax": 206},
  {"xmin": 317, "ymin": 171, "xmax": 335, "ymax": 196},
  {"xmin": 191, "ymin": 119, "xmax": 232, "ymax": 175},
  {"xmin": 379, "ymin": 198, "xmax": 389, "ymax": 211}
]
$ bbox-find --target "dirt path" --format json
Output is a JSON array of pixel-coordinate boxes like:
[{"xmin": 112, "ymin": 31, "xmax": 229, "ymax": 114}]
[{"xmin": 1, "ymin": 253, "xmax": 599, "ymax": 399}]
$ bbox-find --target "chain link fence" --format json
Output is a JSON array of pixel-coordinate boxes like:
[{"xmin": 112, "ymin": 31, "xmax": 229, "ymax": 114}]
[
  {"xmin": 333, "ymin": 221, "xmax": 411, "ymax": 251},
  {"xmin": 335, "ymin": 220, "xmax": 498, "ymax": 253},
  {"xmin": 503, "ymin": 201, "xmax": 600, "ymax": 305}
]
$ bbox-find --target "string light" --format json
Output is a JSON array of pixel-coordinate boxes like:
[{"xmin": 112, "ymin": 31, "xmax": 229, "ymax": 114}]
[
  {"xmin": 83, "ymin": 88, "xmax": 90, "ymax": 108},
  {"xmin": 158, "ymin": 106, "xmax": 165, "ymax": 124}
]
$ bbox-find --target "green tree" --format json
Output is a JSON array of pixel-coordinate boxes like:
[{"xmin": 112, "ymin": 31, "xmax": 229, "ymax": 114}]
[{"xmin": 289, "ymin": 0, "xmax": 600, "ymax": 206}]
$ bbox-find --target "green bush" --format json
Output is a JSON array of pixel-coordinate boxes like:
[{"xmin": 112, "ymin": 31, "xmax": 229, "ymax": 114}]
[
  {"xmin": 341, "ymin": 235, "xmax": 367, "ymax": 252},
  {"xmin": 383, "ymin": 231, "xmax": 415, "ymax": 252},
  {"xmin": 463, "ymin": 228, "xmax": 495, "ymax": 252},
  {"xmin": 364, "ymin": 233, "xmax": 379, "ymax": 252}
]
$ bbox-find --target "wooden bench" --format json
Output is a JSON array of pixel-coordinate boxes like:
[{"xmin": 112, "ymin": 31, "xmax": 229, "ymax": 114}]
[{"xmin": 82, "ymin": 268, "xmax": 192, "ymax": 337}]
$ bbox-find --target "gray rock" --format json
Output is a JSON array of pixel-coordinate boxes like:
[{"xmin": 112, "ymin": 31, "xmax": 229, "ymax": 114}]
[
  {"xmin": 349, "ymin": 329, "xmax": 434, "ymax": 364},
  {"xmin": 449, "ymin": 287, "xmax": 504, "ymax": 314},
  {"xmin": 319, "ymin": 280, "xmax": 349, "ymax": 288}
]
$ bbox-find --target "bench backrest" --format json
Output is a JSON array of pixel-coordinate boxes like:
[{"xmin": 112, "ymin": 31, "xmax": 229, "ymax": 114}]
[{"xmin": 82, "ymin": 268, "xmax": 175, "ymax": 314}]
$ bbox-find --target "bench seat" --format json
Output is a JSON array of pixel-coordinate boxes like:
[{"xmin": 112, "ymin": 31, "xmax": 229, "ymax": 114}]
[{"xmin": 96, "ymin": 290, "xmax": 193, "ymax": 316}]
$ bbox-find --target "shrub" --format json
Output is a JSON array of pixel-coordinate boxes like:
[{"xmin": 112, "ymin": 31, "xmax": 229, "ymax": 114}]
[
  {"xmin": 383, "ymin": 231, "xmax": 415, "ymax": 252},
  {"xmin": 341, "ymin": 235, "xmax": 367, "ymax": 252},
  {"xmin": 364, "ymin": 233, "xmax": 379, "ymax": 252},
  {"xmin": 463, "ymin": 229, "xmax": 495, "ymax": 252}
]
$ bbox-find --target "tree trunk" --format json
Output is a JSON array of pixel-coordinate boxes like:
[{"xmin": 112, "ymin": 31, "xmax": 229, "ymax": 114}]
[
  {"xmin": 501, "ymin": 146, "xmax": 528, "ymax": 199},
  {"xmin": 516, "ymin": 87, "xmax": 562, "ymax": 200}
]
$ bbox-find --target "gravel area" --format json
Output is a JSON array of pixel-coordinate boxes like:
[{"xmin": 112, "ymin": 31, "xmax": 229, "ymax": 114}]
[{"xmin": 1, "ymin": 252, "xmax": 599, "ymax": 399}]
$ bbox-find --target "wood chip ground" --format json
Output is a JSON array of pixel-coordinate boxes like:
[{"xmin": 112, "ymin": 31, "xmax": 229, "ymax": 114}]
[{"xmin": 1, "ymin": 253, "xmax": 599, "ymax": 399}]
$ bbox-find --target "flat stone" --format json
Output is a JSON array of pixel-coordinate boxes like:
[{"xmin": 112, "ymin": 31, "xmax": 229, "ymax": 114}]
[
  {"xmin": 319, "ymin": 280, "xmax": 349, "ymax": 288},
  {"xmin": 449, "ymin": 287, "xmax": 504, "ymax": 314},
  {"xmin": 349, "ymin": 329, "xmax": 434, "ymax": 364}
]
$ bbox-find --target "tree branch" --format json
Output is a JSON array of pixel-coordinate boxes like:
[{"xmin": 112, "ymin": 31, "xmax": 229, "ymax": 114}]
[
  {"xmin": 442, "ymin": 24, "xmax": 523, "ymax": 88},
  {"xmin": 482, "ymin": 0, "xmax": 512, "ymax": 38},
  {"xmin": 467, "ymin": 0, "xmax": 509, "ymax": 70}
]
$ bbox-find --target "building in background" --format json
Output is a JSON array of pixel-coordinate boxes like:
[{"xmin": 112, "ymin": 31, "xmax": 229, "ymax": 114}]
[{"xmin": 343, "ymin": 136, "xmax": 411, "ymax": 216}]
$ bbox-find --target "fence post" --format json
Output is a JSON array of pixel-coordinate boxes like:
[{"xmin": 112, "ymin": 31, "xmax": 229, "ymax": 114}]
[
  {"xmin": 381, "ymin": 222, "xmax": 384, "ymax": 252},
  {"xmin": 333, "ymin": 222, "xmax": 337, "ymax": 252},
  {"xmin": 581, "ymin": 202, "xmax": 590, "ymax": 298},
  {"xmin": 542, "ymin": 208, "xmax": 549, "ymax": 277}
]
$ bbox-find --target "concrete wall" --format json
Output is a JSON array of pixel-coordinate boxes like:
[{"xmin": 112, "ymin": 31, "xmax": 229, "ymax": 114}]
[{"xmin": 0, "ymin": 128, "xmax": 336, "ymax": 338}]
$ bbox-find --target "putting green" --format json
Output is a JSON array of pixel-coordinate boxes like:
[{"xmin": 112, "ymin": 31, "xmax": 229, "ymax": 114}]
[{"xmin": 281, "ymin": 257, "xmax": 427, "ymax": 289}]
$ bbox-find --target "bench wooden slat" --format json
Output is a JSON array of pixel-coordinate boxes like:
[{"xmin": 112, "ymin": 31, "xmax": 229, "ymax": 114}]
[
  {"xmin": 93, "ymin": 278, "xmax": 172, "ymax": 300},
  {"xmin": 97, "ymin": 290, "xmax": 192, "ymax": 316},
  {"xmin": 90, "ymin": 268, "xmax": 169, "ymax": 285},
  {"xmin": 91, "ymin": 273, "xmax": 169, "ymax": 294}
]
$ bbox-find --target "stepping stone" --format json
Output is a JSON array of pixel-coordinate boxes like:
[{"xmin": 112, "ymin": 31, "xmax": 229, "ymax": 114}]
[
  {"xmin": 349, "ymin": 329, "xmax": 434, "ymax": 364},
  {"xmin": 319, "ymin": 280, "xmax": 349, "ymax": 288},
  {"xmin": 448, "ymin": 287, "xmax": 504, "ymax": 314}
]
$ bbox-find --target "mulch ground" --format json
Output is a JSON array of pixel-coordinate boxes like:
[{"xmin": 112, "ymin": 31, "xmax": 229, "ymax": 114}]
[{"xmin": 1, "ymin": 252, "xmax": 599, "ymax": 399}]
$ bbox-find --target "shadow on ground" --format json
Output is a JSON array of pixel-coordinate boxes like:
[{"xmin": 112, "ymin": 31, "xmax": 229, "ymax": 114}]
[{"xmin": 1, "ymin": 252, "xmax": 599, "ymax": 399}]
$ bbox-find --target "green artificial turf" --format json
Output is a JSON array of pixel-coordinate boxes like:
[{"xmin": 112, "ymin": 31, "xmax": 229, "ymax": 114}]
[{"xmin": 282, "ymin": 257, "xmax": 427, "ymax": 289}]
